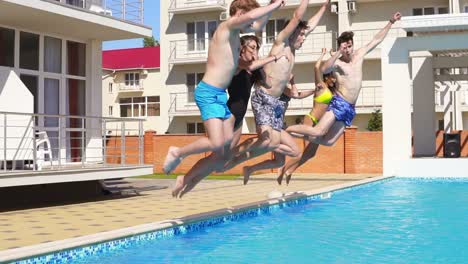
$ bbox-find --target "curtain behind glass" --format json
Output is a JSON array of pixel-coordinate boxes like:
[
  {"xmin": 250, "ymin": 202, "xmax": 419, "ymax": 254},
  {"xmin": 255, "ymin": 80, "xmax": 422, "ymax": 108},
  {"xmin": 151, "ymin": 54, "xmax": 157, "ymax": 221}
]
[{"xmin": 44, "ymin": 37, "xmax": 62, "ymax": 73}]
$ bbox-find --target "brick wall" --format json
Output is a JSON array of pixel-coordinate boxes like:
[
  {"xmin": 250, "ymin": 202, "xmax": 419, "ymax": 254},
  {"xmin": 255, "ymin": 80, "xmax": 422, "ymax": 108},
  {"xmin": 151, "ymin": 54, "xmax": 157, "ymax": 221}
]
[
  {"xmin": 109, "ymin": 129, "xmax": 468, "ymax": 175},
  {"xmin": 143, "ymin": 128, "xmax": 383, "ymax": 175}
]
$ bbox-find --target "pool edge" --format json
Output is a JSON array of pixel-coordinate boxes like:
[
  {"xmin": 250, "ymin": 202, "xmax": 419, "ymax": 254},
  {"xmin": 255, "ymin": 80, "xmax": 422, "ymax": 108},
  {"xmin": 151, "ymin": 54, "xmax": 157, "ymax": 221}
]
[{"xmin": 0, "ymin": 175, "xmax": 392, "ymax": 263}]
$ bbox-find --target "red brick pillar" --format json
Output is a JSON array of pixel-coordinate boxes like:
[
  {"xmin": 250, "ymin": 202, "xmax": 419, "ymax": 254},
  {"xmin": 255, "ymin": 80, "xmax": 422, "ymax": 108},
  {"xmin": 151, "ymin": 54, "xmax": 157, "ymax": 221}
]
[
  {"xmin": 344, "ymin": 126, "xmax": 358, "ymax": 174},
  {"xmin": 144, "ymin": 130, "xmax": 156, "ymax": 165}
]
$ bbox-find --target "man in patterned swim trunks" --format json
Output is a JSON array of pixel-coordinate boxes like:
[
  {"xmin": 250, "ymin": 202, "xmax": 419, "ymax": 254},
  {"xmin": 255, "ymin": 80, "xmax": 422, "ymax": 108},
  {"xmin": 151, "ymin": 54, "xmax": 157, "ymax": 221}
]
[
  {"xmin": 287, "ymin": 12, "xmax": 402, "ymax": 146},
  {"xmin": 224, "ymin": 0, "xmax": 331, "ymax": 184}
]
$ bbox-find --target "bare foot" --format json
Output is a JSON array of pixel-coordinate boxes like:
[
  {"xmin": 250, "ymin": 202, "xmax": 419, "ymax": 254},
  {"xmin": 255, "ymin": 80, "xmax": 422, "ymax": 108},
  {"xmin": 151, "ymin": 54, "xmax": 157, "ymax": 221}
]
[
  {"xmin": 277, "ymin": 166, "xmax": 285, "ymax": 185},
  {"xmin": 172, "ymin": 175, "xmax": 185, "ymax": 198},
  {"xmin": 163, "ymin": 147, "xmax": 182, "ymax": 175},
  {"xmin": 285, "ymin": 172, "xmax": 292, "ymax": 185},
  {"xmin": 243, "ymin": 166, "xmax": 252, "ymax": 185}
]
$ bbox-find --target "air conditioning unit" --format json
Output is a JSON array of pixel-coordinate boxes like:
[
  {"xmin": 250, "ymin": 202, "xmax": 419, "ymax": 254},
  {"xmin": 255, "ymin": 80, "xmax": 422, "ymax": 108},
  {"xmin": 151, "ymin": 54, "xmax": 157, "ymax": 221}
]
[
  {"xmin": 348, "ymin": 1, "xmax": 357, "ymax": 13},
  {"xmin": 219, "ymin": 11, "xmax": 228, "ymax": 21},
  {"xmin": 330, "ymin": 3, "xmax": 338, "ymax": 14}
]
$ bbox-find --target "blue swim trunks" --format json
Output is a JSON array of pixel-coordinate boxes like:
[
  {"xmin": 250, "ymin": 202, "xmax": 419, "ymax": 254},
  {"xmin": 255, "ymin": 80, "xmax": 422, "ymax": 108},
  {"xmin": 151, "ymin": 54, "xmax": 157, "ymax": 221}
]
[
  {"xmin": 194, "ymin": 81, "xmax": 232, "ymax": 121},
  {"xmin": 327, "ymin": 95, "xmax": 356, "ymax": 126}
]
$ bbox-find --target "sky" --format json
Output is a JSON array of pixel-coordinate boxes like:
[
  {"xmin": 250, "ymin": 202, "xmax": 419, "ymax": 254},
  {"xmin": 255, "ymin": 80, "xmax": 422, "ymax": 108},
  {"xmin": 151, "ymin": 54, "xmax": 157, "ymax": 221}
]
[{"xmin": 103, "ymin": 0, "xmax": 160, "ymax": 51}]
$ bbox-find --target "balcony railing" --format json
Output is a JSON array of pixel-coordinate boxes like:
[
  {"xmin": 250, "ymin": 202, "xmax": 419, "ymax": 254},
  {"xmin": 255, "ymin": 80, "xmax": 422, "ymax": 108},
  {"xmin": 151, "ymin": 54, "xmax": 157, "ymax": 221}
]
[
  {"xmin": 0, "ymin": 111, "xmax": 145, "ymax": 174},
  {"xmin": 260, "ymin": 31, "xmax": 337, "ymax": 57},
  {"xmin": 169, "ymin": 39, "xmax": 210, "ymax": 64},
  {"xmin": 118, "ymin": 80, "xmax": 144, "ymax": 92},
  {"xmin": 169, "ymin": 92, "xmax": 199, "ymax": 115},
  {"xmin": 257, "ymin": 0, "xmax": 327, "ymax": 8},
  {"xmin": 352, "ymin": 28, "xmax": 406, "ymax": 51},
  {"xmin": 48, "ymin": 0, "xmax": 144, "ymax": 24},
  {"xmin": 169, "ymin": 82, "xmax": 385, "ymax": 117},
  {"xmin": 170, "ymin": 32, "xmax": 336, "ymax": 65},
  {"xmin": 169, "ymin": 0, "xmax": 227, "ymax": 13}
]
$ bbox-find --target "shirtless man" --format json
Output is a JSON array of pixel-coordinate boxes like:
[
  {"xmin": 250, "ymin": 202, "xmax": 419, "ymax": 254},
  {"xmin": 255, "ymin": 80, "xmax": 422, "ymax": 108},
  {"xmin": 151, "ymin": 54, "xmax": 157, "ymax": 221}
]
[
  {"xmin": 224, "ymin": 0, "xmax": 330, "ymax": 183},
  {"xmin": 164, "ymin": 0, "xmax": 286, "ymax": 194},
  {"xmin": 173, "ymin": 36, "xmax": 287, "ymax": 198},
  {"xmin": 286, "ymin": 12, "xmax": 402, "ymax": 147}
]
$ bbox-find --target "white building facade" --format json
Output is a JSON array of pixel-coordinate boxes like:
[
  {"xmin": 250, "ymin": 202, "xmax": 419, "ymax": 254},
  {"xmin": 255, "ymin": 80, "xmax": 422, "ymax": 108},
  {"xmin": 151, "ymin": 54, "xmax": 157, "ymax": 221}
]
[
  {"xmin": 0, "ymin": 0, "xmax": 153, "ymax": 187},
  {"xmin": 159, "ymin": 0, "xmax": 468, "ymax": 135}
]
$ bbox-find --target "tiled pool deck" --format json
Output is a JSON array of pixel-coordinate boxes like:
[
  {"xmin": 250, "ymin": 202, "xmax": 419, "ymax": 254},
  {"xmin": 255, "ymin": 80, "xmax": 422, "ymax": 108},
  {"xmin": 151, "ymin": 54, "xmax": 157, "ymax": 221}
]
[{"xmin": 0, "ymin": 173, "xmax": 383, "ymax": 262}]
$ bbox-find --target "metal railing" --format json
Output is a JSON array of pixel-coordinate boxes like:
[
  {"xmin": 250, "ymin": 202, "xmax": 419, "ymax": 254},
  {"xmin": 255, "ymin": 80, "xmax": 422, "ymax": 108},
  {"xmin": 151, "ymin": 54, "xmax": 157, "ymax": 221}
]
[
  {"xmin": 169, "ymin": 39, "xmax": 209, "ymax": 63},
  {"xmin": 352, "ymin": 28, "xmax": 406, "ymax": 50},
  {"xmin": 260, "ymin": 31, "xmax": 337, "ymax": 57},
  {"xmin": 257, "ymin": 0, "xmax": 327, "ymax": 7},
  {"xmin": 169, "ymin": 93, "xmax": 199, "ymax": 115},
  {"xmin": 169, "ymin": 31, "xmax": 336, "ymax": 64},
  {"xmin": 0, "ymin": 111, "xmax": 145, "ymax": 174},
  {"xmin": 117, "ymin": 79, "xmax": 145, "ymax": 92},
  {"xmin": 47, "ymin": 0, "xmax": 144, "ymax": 24},
  {"xmin": 169, "ymin": 0, "xmax": 226, "ymax": 11},
  {"xmin": 169, "ymin": 83, "xmax": 385, "ymax": 116}
]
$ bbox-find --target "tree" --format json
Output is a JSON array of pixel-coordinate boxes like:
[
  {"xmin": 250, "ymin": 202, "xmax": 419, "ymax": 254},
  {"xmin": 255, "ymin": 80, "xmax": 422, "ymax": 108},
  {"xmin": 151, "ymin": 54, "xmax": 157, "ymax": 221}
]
[
  {"xmin": 143, "ymin": 36, "xmax": 159, "ymax": 47},
  {"xmin": 367, "ymin": 109, "xmax": 382, "ymax": 131}
]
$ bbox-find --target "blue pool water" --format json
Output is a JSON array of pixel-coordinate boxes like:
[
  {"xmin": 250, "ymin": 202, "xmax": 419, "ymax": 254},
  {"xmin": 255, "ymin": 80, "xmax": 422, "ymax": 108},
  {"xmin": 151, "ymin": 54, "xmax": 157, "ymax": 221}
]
[{"xmin": 67, "ymin": 179, "xmax": 467, "ymax": 263}]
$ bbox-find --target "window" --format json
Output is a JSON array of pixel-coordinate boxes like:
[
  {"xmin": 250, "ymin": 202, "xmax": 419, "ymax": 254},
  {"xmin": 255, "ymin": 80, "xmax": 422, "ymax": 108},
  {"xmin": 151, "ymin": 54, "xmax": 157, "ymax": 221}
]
[
  {"xmin": 20, "ymin": 31, "xmax": 40, "ymax": 70},
  {"xmin": 44, "ymin": 36, "xmax": 62, "ymax": 73},
  {"xmin": 413, "ymin": 8, "xmax": 423, "ymax": 16},
  {"xmin": 266, "ymin": 19, "xmax": 286, "ymax": 44},
  {"xmin": 438, "ymin": 7, "xmax": 449, "ymax": 14},
  {"xmin": 464, "ymin": 6, "xmax": 468, "ymax": 13},
  {"xmin": 20, "ymin": 75, "xmax": 39, "ymax": 114},
  {"xmin": 125, "ymin": 73, "xmax": 140, "ymax": 86},
  {"xmin": 0, "ymin": 27, "xmax": 15, "ymax": 67},
  {"xmin": 186, "ymin": 73, "xmax": 204, "ymax": 102},
  {"xmin": 187, "ymin": 21, "xmax": 218, "ymax": 51},
  {"xmin": 424, "ymin": 7, "xmax": 435, "ymax": 15},
  {"xmin": 119, "ymin": 96, "xmax": 160, "ymax": 117},
  {"xmin": 187, "ymin": 122, "xmax": 205, "ymax": 134},
  {"xmin": 109, "ymin": 83, "xmax": 113, "ymax": 93},
  {"xmin": 109, "ymin": 106, "xmax": 113, "ymax": 116},
  {"xmin": 413, "ymin": 6, "xmax": 449, "ymax": 16},
  {"xmin": 67, "ymin": 41, "xmax": 86, "ymax": 77}
]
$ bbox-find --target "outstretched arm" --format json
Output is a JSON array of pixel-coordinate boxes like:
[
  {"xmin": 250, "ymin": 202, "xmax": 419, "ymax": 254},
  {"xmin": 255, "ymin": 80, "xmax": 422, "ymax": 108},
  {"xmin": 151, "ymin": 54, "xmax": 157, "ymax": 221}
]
[
  {"xmin": 240, "ymin": 50, "xmax": 288, "ymax": 72},
  {"xmin": 283, "ymin": 75, "xmax": 315, "ymax": 99},
  {"xmin": 320, "ymin": 45, "xmax": 342, "ymax": 73},
  {"xmin": 226, "ymin": 0, "xmax": 284, "ymax": 31},
  {"xmin": 314, "ymin": 48, "xmax": 327, "ymax": 85},
  {"xmin": 274, "ymin": 0, "xmax": 309, "ymax": 44},
  {"xmin": 305, "ymin": 0, "xmax": 330, "ymax": 36},
  {"xmin": 357, "ymin": 12, "xmax": 401, "ymax": 56}
]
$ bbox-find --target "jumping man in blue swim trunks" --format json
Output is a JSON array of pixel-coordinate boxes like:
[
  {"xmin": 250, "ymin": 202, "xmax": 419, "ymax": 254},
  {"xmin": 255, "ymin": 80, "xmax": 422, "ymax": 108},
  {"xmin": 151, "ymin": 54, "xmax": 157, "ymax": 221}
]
[
  {"xmin": 164, "ymin": 0, "xmax": 286, "ymax": 197},
  {"xmin": 286, "ymin": 12, "xmax": 402, "ymax": 146}
]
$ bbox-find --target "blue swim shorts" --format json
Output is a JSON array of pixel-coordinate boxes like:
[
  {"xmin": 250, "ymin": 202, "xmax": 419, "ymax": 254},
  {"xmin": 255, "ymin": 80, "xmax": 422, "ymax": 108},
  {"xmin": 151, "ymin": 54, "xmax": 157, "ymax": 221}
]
[
  {"xmin": 327, "ymin": 95, "xmax": 356, "ymax": 126},
  {"xmin": 194, "ymin": 81, "xmax": 232, "ymax": 121}
]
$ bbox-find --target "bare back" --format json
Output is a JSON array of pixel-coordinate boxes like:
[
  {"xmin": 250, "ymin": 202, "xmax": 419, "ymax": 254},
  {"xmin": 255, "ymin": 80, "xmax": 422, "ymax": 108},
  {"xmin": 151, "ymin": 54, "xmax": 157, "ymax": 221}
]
[
  {"xmin": 202, "ymin": 22, "xmax": 241, "ymax": 89},
  {"xmin": 261, "ymin": 44, "xmax": 295, "ymax": 97},
  {"xmin": 334, "ymin": 54, "xmax": 364, "ymax": 104}
]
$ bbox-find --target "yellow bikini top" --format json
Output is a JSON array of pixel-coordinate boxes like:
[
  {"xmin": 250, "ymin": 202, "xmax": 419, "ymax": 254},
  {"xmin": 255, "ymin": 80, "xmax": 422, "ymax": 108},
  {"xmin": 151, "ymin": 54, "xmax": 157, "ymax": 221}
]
[{"xmin": 314, "ymin": 88, "xmax": 333, "ymax": 104}]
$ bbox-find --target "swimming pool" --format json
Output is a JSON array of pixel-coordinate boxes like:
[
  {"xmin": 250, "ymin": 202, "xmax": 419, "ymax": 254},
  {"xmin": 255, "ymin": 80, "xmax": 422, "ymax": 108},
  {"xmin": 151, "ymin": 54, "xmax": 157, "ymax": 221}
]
[{"xmin": 21, "ymin": 178, "xmax": 468, "ymax": 263}]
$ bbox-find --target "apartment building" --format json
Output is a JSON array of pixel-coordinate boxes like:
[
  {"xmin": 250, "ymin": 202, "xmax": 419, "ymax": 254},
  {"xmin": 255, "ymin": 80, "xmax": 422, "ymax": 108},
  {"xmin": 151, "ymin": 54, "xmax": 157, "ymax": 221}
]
[
  {"xmin": 0, "ymin": 0, "xmax": 153, "ymax": 187},
  {"xmin": 102, "ymin": 46, "xmax": 162, "ymax": 133},
  {"xmin": 159, "ymin": 0, "xmax": 468, "ymax": 135}
]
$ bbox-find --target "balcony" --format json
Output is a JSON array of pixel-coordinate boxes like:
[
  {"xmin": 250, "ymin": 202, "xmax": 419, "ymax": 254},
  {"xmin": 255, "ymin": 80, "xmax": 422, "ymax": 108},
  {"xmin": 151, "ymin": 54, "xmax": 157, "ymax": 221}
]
[
  {"xmin": 50, "ymin": 0, "xmax": 144, "ymax": 24},
  {"xmin": 168, "ymin": 92, "xmax": 199, "ymax": 116},
  {"xmin": 257, "ymin": 0, "xmax": 328, "ymax": 8},
  {"xmin": 169, "ymin": 39, "xmax": 209, "ymax": 65},
  {"xmin": 0, "ymin": 111, "xmax": 152, "ymax": 187},
  {"xmin": 351, "ymin": 28, "xmax": 407, "ymax": 59},
  {"xmin": 118, "ymin": 80, "xmax": 144, "ymax": 93},
  {"xmin": 259, "ymin": 31, "xmax": 337, "ymax": 63},
  {"xmin": 169, "ymin": 82, "xmax": 385, "ymax": 117},
  {"xmin": 168, "ymin": 0, "xmax": 227, "ymax": 15},
  {"xmin": 0, "ymin": 0, "xmax": 151, "ymax": 41}
]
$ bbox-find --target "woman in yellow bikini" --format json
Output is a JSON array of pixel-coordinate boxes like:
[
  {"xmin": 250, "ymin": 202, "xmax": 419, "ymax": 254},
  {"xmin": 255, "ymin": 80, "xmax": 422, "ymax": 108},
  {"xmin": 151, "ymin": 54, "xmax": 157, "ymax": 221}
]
[{"xmin": 277, "ymin": 48, "xmax": 336, "ymax": 185}]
